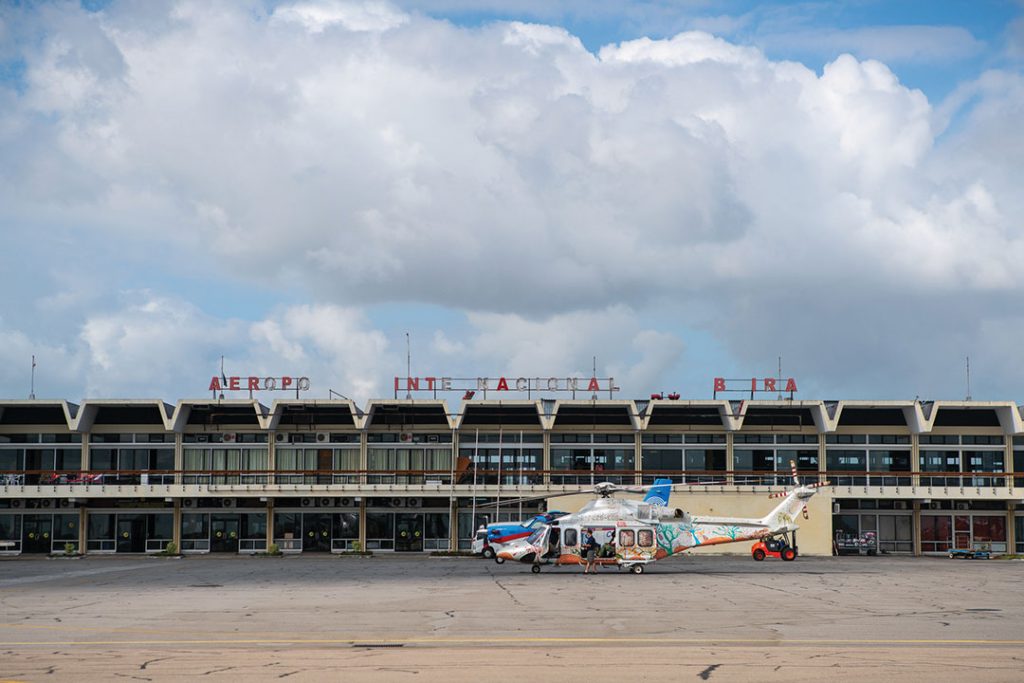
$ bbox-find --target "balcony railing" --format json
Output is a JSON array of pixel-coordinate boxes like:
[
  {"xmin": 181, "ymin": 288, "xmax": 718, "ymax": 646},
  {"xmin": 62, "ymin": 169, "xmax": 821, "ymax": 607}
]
[{"xmin": 1, "ymin": 469, "xmax": 1018, "ymax": 491}]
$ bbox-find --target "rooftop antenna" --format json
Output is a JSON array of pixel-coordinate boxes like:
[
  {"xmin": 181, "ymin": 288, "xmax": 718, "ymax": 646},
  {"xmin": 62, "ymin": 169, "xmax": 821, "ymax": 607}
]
[
  {"xmin": 965, "ymin": 356, "xmax": 972, "ymax": 402},
  {"xmin": 29, "ymin": 355, "xmax": 36, "ymax": 400},
  {"xmin": 405, "ymin": 332, "xmax": 412, "ymax": 400},
  {"xmin": 777, "ymin": 355, "xmax": 782, "ymax": 400},
  {"xmin": 591, "ymin": 355, "xmax": 598, "ymax": 399},
  {"xmin": 219, "ymin": 355, "xmax": 226, "ymax": 400}
]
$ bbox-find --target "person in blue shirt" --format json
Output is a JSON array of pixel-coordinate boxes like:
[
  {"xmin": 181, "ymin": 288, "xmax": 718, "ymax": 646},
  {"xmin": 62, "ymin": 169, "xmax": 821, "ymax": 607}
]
[{"xmin": 581, "ymin": 528, "xmax": 598, "ymax": 574}]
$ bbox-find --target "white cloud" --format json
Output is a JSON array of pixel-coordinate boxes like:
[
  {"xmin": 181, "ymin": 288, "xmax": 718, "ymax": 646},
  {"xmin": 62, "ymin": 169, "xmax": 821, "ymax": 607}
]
[
  {"xmin": 0, "ymin": 4, "xmax": 1023, "ymax": 400},
  {"xmin": 272, "ymin": 1, "xmax": 409, "ymax": 33}
]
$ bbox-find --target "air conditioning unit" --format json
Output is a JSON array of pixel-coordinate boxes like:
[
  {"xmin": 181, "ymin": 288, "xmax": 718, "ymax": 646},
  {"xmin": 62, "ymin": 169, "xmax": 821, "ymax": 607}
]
[
  {"xmin": 10, "ymin": 499, "xmax": 23, "ymax": 509},
  {"xmin": 59, "ymin": 499, "xmax": 73, "ymax": 508},
  {"xmin": 221, "ymin": 498, "xmax": 236, "ymax": 508},
  {"xmin": 390, "ymin": 497, "xmax": 406, "ymax": 508},
  {"xmin": 182, "ymin": 498, "xmax": 198, "ymax": 508},
  {"xmin": 40, "ymin": 499, "xmax": 53, "ymax": 509},
  {"xmin": 338, "ymin": 497, "xmax": 353, "ymax": 507},
  {"xmin": 929, "ymin": 501, "xmax": 942, "ymax": 510},
  {"xmin": 399, "ymin": 433, "xmax": 413, "ymax": 443},
  {"xmin": 223, "ymin": 433, "xmax": 237, "ymax": 443},
  {"xmin": 406, "ymin": 497, "xmax": 422, "ymax": 508},
  {"xmin": 316, "ymin": 432, "xmax": 329, "ymax": 443},
  {"xmin": 956, "ymin": 502, "xmax": 969, "ymax": 510},
  {"xmin": 275, "ymin": 433, "xmax": 287, "ymax": 443},
  {"xmin": 301, "ymin": 497, "xmax": 315, "ymax": 507},
  {"xmin": 318, "ymin": 497, "xmax": 332, "ymax": 507},
  {"xmin": 895, "ymin": 501, "xmax": 908, "ymax": 510}
]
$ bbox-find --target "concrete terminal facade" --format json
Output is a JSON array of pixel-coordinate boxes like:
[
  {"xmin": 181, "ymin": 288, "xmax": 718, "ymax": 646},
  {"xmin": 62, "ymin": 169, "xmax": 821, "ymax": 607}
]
[{"xmin": 1, "ymin": 398, "xmax": 1022, "ymax": 557}]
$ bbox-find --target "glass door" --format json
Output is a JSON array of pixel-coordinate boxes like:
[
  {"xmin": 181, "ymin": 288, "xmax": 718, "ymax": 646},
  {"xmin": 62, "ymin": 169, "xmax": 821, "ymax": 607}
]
[
  {"xmin": 954, "ymin": 515, "xmax": 971, "ymax": 549},
  {"xmin": 395, "ymin": 513, "xmax": 423, "ymax": 552},
  {"xmin": 211, "ymin": 515, "xmax": 240, "ymax": 552},
  {"xmin": 22, "ymin": 514, "xmax": 52, "ymax": 554},
  {"xmin": 302, "ymin": 513, "xmax": 331, "ymax": 552},
  {"xmin": 116, "ymin": 515, "xmax": 146, "ymax": 553}
]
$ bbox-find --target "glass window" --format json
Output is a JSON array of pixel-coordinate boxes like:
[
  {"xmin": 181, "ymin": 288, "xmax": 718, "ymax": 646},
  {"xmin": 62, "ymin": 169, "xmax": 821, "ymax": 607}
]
[
  {"xmin": 182, "ymin": 513, "xmax": 209, "ymax": 540},
  {"xmin": 619, "ymin": 529, "xmax": 635, "ymax": 546},
  {"xmin": 0, "ymin": 514, "xmax": 21, "ymax": 541},
  {"xmin": 148, "ymin": 514, "xmax": 173, "ymax": 540},
  {"xmin": 273, "ymin": 512, "xmax": 299, "ymax": 540},
  {"xmin": 332, "ymin": 513, "xmax": 358, "ymax": 539},
  {"xmin": 366, "ymin": 512, "xmax": 394, "ymax": 539},
  {"xmin": 564, "ymin": 528, "xmax": 578, "ymax": 547},
  {"xmin": 638, "ymin": 529, "xmax": 654, "ymax": 547},
  {"xmin": 87, "ymin": 513, "xmax": 115, "ymax": 540}
]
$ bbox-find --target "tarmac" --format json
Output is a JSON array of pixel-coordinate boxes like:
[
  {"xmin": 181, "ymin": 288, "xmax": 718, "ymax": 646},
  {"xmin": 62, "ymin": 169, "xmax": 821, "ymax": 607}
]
[{"xmin": 1, "ymin": 553, "xmax": 1023, "ymax": 681}]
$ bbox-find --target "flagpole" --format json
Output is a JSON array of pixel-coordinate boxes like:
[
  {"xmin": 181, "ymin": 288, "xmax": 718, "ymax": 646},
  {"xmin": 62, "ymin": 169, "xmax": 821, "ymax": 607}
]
[
  {"xmin": 471, "ymin": 428, "xmax": 478, "ymax": 532},
  {"xmin": 29, "ymin": 355, "xmax": 36, "ymax": 400},
  {"xmin": 496, "ymin": 427, "xmax": 502, "ymax": 521},
  {"xmin": 518, "ymin": 429, "xmax": 523, "ymax": 520}
]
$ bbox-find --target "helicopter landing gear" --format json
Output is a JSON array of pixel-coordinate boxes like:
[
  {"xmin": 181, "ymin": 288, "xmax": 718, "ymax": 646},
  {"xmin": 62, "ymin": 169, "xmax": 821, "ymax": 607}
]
[
  {"xmin": 531, "ymin": 564, "xmax": 541, "ymax": 574},
  {"xmin": 494, "ymin": 556, "xmax": 505, "ymax": 564},
  {"xmin": 629, "ymin": 564, "xmax": 645, "ymax": 575}
]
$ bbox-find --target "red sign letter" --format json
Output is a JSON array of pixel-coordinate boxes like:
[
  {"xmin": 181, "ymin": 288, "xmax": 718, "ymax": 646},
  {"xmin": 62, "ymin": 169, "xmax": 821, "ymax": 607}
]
[
  {"xmin": 248, "ymin": 376, "xmax": 260, "ymax": 390},
  {"xmin": 785, "ymin": 378, "xmax": 798, "ymax": 392},
  {"xmin": 281, "ymin": 376, "xmax": 293, "ymax": 390},
  {"xmin": 587, "ymin": 377, "xmax": 600, "ymax": 392},
  {"xmin": 209, "ymin": 376, "xmax": 221, "ymax": 391},
  {"xmin": 496, "ymin": 377, "xmax": 509, "ymax": 391},
  {"xmin": 713, "ymin": 377, "xmax": 725, "ymax": 392},
  {"xmin": 751, "ymin": 378, "xmax": 757, "ymax": 392},
  {"xmin": 228, "ymin": 376, "xmax": 240, "ymax": 390},
  {"xmin": 425, "ymin": 377, "xmax": 436, "ymax": 390},
  {"xmin": 763, "ymin": 377, "xmax": 776, "ymax": 392}
]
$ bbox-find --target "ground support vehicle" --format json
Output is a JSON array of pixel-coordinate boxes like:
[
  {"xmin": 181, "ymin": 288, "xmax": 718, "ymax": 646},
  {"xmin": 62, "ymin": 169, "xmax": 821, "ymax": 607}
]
[{"xmin": 751, "ymin": 537, "xmax": 797, "ymax": 561}]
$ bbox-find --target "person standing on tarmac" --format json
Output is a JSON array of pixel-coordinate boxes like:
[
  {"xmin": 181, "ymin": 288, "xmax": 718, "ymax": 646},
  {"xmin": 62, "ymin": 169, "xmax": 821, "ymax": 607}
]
[{"xmin": 581, "ymin": 528, "xmax": 598, "ymax": 574}]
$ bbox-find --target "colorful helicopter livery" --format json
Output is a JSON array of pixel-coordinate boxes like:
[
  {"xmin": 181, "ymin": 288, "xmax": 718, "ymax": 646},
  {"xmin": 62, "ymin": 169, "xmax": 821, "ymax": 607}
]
[
  {"xmin": 484, "ymin": 480, "xmax": 673, "ymax": 562},
  {"xmin": 494, "ymin": 462, "xmax": 828, "ymax": 574}
]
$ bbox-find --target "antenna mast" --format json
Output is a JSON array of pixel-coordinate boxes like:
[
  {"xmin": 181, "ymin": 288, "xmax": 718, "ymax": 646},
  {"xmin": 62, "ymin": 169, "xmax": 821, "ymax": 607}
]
[
  {"xmin": 777, "ymin": 355, "xmax": 782, "ymax": 400},
  {"xmin": 405, "ymin": 333, "xmax": 412, "ymax": 399},
  {"xmin": 29, "ymin": 355, "xmax": 36, "ymax": 400},
  {"xmin": 965, "ymin": 356, "xmax": 972, "ymax": 401}
]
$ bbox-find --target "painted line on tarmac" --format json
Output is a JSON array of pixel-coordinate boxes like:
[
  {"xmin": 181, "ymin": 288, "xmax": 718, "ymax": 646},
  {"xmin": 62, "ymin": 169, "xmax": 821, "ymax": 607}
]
[{"xmin": 1, "ymin": 636, "xmax": 1024, "ymax": 647}]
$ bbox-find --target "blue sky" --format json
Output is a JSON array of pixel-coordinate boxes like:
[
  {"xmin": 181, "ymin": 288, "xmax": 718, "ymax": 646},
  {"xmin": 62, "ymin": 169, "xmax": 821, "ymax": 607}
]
[{"xmin": 0, "ymin": 0, "xmax": 1023, "ymax": 403}]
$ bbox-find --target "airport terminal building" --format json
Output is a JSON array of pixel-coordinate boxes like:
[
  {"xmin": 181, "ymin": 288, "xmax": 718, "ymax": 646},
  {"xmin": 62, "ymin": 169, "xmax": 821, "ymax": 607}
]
[{"xmin": 1, "ymin": 389, "xmax": 1023, "ymax": 557}]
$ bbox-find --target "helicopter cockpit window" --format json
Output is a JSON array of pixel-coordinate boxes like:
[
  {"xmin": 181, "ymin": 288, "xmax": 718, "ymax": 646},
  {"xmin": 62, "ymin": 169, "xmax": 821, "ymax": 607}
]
[
  {"xmin": 527, "ymin": 529, "xmax": 544, "ymax": 545},
  {"xmin": 619, "ymin": 529, "xmax": 635, "ymax": 547},
  {"xmin": 564, "ymin": 528, "xmax": 578, "ymax": 547},
  {"xmin": 638, "ymin": 529, "xmax": 654, "ymax": 547}
]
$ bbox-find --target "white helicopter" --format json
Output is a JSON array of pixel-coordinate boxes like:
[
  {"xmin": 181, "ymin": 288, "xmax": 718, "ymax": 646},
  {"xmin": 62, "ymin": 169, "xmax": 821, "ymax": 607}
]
[{"xmin": 490, "ymin": 462, "xmax": 829, "ymax": 574}]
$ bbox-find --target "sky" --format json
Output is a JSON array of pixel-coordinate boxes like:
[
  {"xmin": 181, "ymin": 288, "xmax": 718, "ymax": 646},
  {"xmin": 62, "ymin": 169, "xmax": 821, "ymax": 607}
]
[{"xmin": 0, "ymin": 0, "xmax": 1023, "ymax": 405}]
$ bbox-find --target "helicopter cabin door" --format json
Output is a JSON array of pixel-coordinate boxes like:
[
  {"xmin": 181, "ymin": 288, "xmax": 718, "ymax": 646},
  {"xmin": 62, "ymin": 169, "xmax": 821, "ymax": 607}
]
[{"xmin": 560, "ymin": 527, "xmax": 579, "ymax": 564}]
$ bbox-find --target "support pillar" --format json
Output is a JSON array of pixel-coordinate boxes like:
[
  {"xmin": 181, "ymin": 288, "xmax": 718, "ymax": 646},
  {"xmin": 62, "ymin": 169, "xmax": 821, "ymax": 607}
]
[
  {"xmin": 912, "ymin": 501, "xmax": 922, "ymax": 556},
  {"xmin": 358, "ymin": 497, "xmax": 367, "ymax": 551},
  {"xmin": 449, "ymin": 498, "xmax": 458, "ymax": 552},
  {"xmin": 172, "ymin": 501, "xmax": 182, "ymax": 551},
  {"xmin": 266, "ymin": 499, "xmax": 275, "ymax": 552},
  {"xmin": 78, "ymin": 507, "xmax": 87, "ymax": 554},
  {"xmin": 1006, "ymin": 501, "xmax": 1015, "ymax": 555}
]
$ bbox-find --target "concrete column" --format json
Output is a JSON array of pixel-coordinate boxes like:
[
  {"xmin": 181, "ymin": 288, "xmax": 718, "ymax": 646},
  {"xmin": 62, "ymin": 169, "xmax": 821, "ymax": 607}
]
[
  {"xmin": 1006, "ymin": 438, "xmax": 1014, "ymax": 492},
  {"xmin": 174, "ymin": 432, "xmax": 184, "ymax": 486},
  {"xmin": 449, "ymin": 498, "xmax": 458, "ymax": 552},
  {"xmin": 725, "ymin": 432, "xmax": 734, "ymax": 485},
  {"xmin": 359, "ymin": 432, "xmax": 368, "ymax": 486},
  {"xmin": 542, "ymin": 431, "xmax": 551, "ymax": 485},
  {"xmin": 78, "ymin": 507, "xmax": 87, "ymax": 554},
  {"xmin": 358, "ymin": 498, "xmax": 367, "ymax": 551},
  {"xmin": 911, "ymin": 434, "xmax": 920, "ymax": 489},
  {"xmin": 1006, "ymin": 501, "xmax": 1015, "ymax": 555},
  {"xmin": 172, "ymin": 501, "xmax": 182, "ymax": 550},
  {"xmin": 912, "ymin": 501, "xmax": 922, "ymax": 556},
  {"xmin": 81, "ymin": 435, "xmax": 90, "ymax": 472},
  {"xmin": 634, "ymin": 432, "xmax": 642, "ymax": 486},
  {"xmin": 266, "ymin": 499, "xmax": 275, "ymax": 552}
]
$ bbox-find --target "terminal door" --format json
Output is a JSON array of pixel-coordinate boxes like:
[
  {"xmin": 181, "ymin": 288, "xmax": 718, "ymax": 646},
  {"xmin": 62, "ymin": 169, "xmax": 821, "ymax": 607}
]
[
  {"xmin": 22, "ymin": 514, "xmax": 52, "ymax": 554},
  {"xmin": 116, "ymin": 515, "xmax": 147, "ymax": 553},
  {"xmin": 211, "ymin": 515, "xmax": 240, "ymax": 553},
  {"xmin": 303, "ymin": 513, "xmax": 332, "ymax": 552},
  {"xmin": 395, "ymin": 513, "xmax": 423, "ymax": 552}
]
